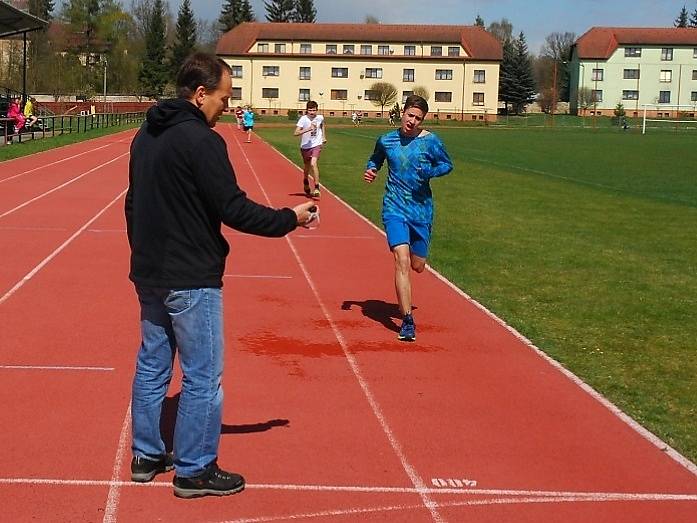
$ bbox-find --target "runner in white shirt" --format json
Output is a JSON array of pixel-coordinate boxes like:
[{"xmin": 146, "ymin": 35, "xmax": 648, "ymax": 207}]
[{"xmin": 294, "ymin": 100, "xmax": 327, "ymax": 198}]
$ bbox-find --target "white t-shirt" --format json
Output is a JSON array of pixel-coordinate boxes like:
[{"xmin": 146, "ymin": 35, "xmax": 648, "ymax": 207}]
[{"xmin": 297, "ymin": 114, "xmax": 324, "ymax": 149}]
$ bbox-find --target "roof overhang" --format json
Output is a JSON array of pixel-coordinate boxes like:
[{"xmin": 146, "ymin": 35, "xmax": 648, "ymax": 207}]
[{"xmin": 0, "ymin": 0, "xmax": 48, "ymax": 39}]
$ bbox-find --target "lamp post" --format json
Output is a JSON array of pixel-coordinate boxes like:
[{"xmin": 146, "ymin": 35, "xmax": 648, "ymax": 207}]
[{"xmin": 102, "ymin": 57, "xmax": 108, "ymax": 106}]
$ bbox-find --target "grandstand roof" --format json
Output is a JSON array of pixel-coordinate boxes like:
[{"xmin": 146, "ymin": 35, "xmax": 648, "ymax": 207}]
[
  {"xmin": 574, "ymin": 27, "xmax": 697, "ymax": 60},
  {"xmin": 216, "ymin": 22, "xmax": 502, "ymax": 61},
  {"xmin": 0, "ymin": 0, "xmax": 47, "ymax": 38}
]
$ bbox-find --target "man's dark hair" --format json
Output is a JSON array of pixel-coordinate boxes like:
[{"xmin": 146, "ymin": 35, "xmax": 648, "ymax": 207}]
[
  {"xmin": 306, "ymin": 100, "xmax": 318, "ymax": 110},
  {"xmin": 404, "ymin": 94, "xmax": 428, "ymax": 115},
  {"xmin": 176, "ymin": 53, "xmax": 232, "ymax": 99}
]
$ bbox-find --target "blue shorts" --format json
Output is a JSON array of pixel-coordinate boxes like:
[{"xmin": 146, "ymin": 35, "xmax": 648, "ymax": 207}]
[{"xmin": 383, "ymin": 216, "xmax": 431, "ymax": 258}]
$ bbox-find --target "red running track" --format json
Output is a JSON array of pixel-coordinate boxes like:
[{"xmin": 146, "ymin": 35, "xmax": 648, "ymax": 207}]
[{"xmin": 0, "ymin": 124, "xmax": 695, "ymax": 522}]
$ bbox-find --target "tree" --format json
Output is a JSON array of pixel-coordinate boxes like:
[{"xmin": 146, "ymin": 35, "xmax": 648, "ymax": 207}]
[
  {"xmin": 293, "ymin": 0, "xmax": 316, "ymax": 22},
  {"xmin": 691, "ymin": 3, "xmax": 697, "ymax": 27},
  {"xmin": 219, "ymin": 0, "xmax": 241, "ymax": 32},
  {"xmin": 139, "ymin": 0, "xmax": 169, "ymax": 97},
  {"xmin": 487, "ymin": 18, "xmax": 512, "ymax": 43},
  {"xmin": 577, "ymin": 86, "xmax": 594, "ymax": 112},
  {"xmin": 675, "ymin": 5, "xmax": 689, "ymax": 27},
  {"xmin": 264, "ymin": 0, "xmax": 294, "ymax": 22},
  {"xmin": 29, "ymin": 0, "xmax": 54, "ymax": 20},
  {"xmin": 474, "ymin": 14, "xmax": 484, "ymax": 27},
  {"xmin": 365, "ymin": 15, "xmax": 379, "ymax": 24},
  {"xmin": 412, "ymin": 85, "xmax": 429, "ymax": 101},
  {"xmin": 540, "ymin": 31, "xmax": 575, "ymax": 102},
  {"xmin": 510, "ymin": 32, "xmax": 536, "ymax": 114},
  {"xmin": 170, "ymin": 0, "xmax": 197, "ymax": 80},
  {"xmin": 368, "ymin": 81, "xmax": 398, "ymax": 115},
  {"xmin": 239, "ymin": 0, "xmax": 255, "ymax": 23}
]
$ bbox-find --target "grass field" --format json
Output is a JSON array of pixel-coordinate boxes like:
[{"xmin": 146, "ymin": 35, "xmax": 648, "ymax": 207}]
[{"xmin": 257, "ymin": 123, "xmax": 697, "ymax": 464}]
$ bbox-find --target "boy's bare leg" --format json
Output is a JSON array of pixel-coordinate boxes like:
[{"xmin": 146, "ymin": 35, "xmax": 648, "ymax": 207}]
[{"xmin": 393, "ymin": 245, "xmax": 412, "ymax": 316}]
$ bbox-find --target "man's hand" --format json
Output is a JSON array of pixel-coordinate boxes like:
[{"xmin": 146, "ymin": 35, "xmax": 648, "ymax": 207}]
[
  {"xmin": 363, "ymin": 168, "xmax": 377, "ymax": 183},
  {"xmin": 292, "ymin": 201, "xmax": 319, "ymax": 226}
]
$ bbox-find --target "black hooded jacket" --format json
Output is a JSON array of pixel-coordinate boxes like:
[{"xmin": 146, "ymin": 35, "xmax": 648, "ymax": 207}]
[{"xmin": 125, "ymin": 98, "xmax": 297, "ymax": 288}]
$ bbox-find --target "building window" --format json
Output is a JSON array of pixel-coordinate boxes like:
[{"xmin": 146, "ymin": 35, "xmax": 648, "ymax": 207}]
[
  {"xmin": 364, "ymin": 90, "xmax": 377, "ymax": 101},
  {"xmin": 403, "ymin": 68, "xmax": 414, "ymax": 82},
  {"xmin": 659, "ymin": 91, "xmax": 671, "ymax": 103},
  {"xmin": 694, "ymin": 48, "xmax": 697, "ymax": 58},
  {"xmin": 591, "ymin": 89, "xmax": 603, "ymax": 102},
  {"xmin": 434, "ymin": 91, "xmax": 452, "ymax": 102},
  {"xmin": 624, "ymin": 47, "xmax": 641, "ymax": 57},
  {"xmin": 430, "ymin": 46, "xmax": 442, "ymax": 56},
  {"xmin": 622, "ymin": 90, "xmax": 639, "ymax": 100},
  {"xmin": 262, "ymin": 88, "xmax": 279, "ymax": 98},
  {"xmin": 257, "ymin": 43, "xmax": 269, "ymax": 53},
  {"xmin": 330, "ymin": 89, "xmax": 347, "ymax": 100},
  {"xmin": 365, "ymin": 68, "xmax": 383, "ymax": 79},
  {"xmin": 448, "ymin": 46, "xmax": 460, "ymax": 57},
  {"xmin": 692, "ymin": 91, "xmax": 697, "ymax": 102},
  {"xmin": 472, "ymin": 92, "xmax": 484, "ymax": 106},
  {"xmin": 591, "ymin": 68, "xmax": 603, "ymax": 81},
  {"xmin": 299, "ymin": 43, "xmax": 311, "ymax": 54},
  {"xmin": 693, "ymin": 70, "xmax": 697, "ymax": 80},
  {"xmin": 298, "ymin": 88, "xmax": 310, "ymax": 101},
  {"xmin": 262, "ymin": 65, "xmax": 279, "ymax": 76},
  {"xmin": 378, "ymin": 45, "xmax": 390, "ymax": 55},
  {"xmin": 343, "ymin": 44, "xmax": 354, "ymax": 55},
  {"xmin": 232, "ymin": 87, "xmax": 242, "ymax": 100},
  {"xmin": 326, "ymin": 44, "xmax": 337, "ymax": 54},
  {"xmin": 473, "ymin": 70, "xmax": 485, "ymax": 83},
  {"xmin": 230, "ymin": 65, "xmax": 243, "ymax": 78},
  {"xmin": 404, "ymin": 45, "xmax": 416, "ymax": 56},
  {"xmin": 299, "ymin": 66, "xmax": 311, "ymax": 80},
  {"xmin": 623, "ymin": 69, "xmax": 640, "ymax": 80},
  {"xmin": 402, "ymin": 90, "xmax": 413, "ymax": 103},
  {"xmin": 659, "ymin": 70, "xmax": 672, "ymax": 83},
  {"xmin": 435, "ymin": 69, "xmax": 453, "ymax": 80},
  {"xmin": 661, "ymin": 48, "xmax": 673, "ymax": 61},
  {"xmin": 360, "ymin": 44, "xmax": 372, "ymax": 55},
  {"xmin": 275, "ymin": 43, "xmax": 286, "ymax": 53},
  {"xmin": 331, "ymin": 67, "xmax": 348, "ymax": 78}
]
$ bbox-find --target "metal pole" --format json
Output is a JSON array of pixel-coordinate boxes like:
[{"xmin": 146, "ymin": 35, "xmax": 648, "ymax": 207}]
[
  {"xmin": 642, "ymin": 105, "xmax": 647, "ymax": 134},
  {"xmin": 551, "ymin": 60, "xmax": 557, "ymax": 127},
  {"xmin": 22, "ymin": 32, "xmax": 27, "ymax": 105},
  {"xmin": 103, "ymin": 60, "xmax": 107, "ymax": 105}
]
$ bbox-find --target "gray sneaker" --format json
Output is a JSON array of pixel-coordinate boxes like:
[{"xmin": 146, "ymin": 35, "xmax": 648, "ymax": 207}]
[
  {"xmin": 173, "ymin": 461, "xmax": 245, "ymax": 499},
  {"xmin": 131, "ymin": 454, "xmax": 174, "ymax": 482}
]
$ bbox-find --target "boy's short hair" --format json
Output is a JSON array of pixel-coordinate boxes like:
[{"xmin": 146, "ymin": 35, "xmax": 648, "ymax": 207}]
[
  {"xmin": 403, "ymin": 95, "xmax": 429, "ymax": 115},
  {"xmin": 306, "ymin": 100, "xmax": 318, "ymax": 110},
  {"xmin": 176, "ymin": 52, "xmax": 231, "ymax": 99}
]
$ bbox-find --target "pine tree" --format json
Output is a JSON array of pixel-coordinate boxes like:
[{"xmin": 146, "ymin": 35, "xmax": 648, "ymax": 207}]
[
  {"xmin": 264, "ymin": 0, "xmax": 294, "ymax": 22},
  {"xmin": 511, "ymin": 32, "xmax": 536, "ymax": 114},
  {"xmin": 474, "ymin": 14, "xmax": 484, "ymax": 27},
  {"xmin": 293, "ymin": 0, "xmax": 316, "ymax": 22},
  {"xmin": 29, "ymin": 0, "xmax": 54, "ymax": 20},
  {"xmin": 139, "ymin": 0, "xmax": 169, "ymax": 98},
  {"xmin": 675, "ymin": 6, "xmax": 689, "ymax": 27},
  {"xmin": 170, "ymin": 0, "xmax": 197, "ymax": 79},
  {"xmin": 498, "ymin": 37, "xmax": 516, "ymax": 113},
  {"xmin": 219, "ymin": 0, "xmax": 240, "ymax": 32},
  {"xmin": 690, "ymin": 3, "xmax": 697, "ymax": 27},
  {"xmin": 239, "ymin": 0, "xmax": 255, "ymax": 23}
]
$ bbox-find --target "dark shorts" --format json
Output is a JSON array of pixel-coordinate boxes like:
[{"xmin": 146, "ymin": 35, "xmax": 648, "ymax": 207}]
[
  {"xmin": 383, "ymin": 216, "xmax": 431, "ymax": 258},
  {"xmin": 300, "ymin": 145, "xmax": 322, "ymax": 162},
  {"xmin": 243, "ymin": 125, "xmax": 253, "ymax": 131}
]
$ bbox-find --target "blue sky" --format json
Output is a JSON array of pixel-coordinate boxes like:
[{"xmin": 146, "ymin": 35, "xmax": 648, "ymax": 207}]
[{"xmin": 179, "ymin": 0, "xmax": 695, "ymax": 53}]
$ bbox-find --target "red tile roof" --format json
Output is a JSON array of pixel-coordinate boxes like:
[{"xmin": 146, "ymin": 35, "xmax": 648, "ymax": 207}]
[
  {"xmin": 216, "ymin": 22, "xmax": 502, "ymax": 61},
  {"xmin": 575, "ymin": 27, "xmax": 697, "ymax": 59}
]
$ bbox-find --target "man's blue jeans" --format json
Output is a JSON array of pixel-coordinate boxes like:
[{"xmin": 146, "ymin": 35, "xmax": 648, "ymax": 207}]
[{"xmin": 131, "ymin": 286, "xmax": 224, "ymax": 478}]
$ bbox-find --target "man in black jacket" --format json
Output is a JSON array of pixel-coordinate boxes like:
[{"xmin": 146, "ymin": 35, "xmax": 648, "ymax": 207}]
[{"xmin": 125, "ymin": 53, "xmax": 316, "ymax": 499}]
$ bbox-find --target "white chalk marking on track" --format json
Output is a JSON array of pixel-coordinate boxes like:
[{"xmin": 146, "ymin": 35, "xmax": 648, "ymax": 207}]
[
  {"xmin": 0, "ymin": 226, "xmax": 68, "ymax": 232},
  {"xmin": 87, "ymin": 228, "xmax": 126, "ymax": 233},
  {"xmin": 267, "ymin": 136, "xmax": 697, "ymax": 479},
  {"xmin": 102, "ymin": 404, "xmax": 131, "ymax": 523},
  {"xmin": 228, "ymin": 126, "xmax": 445, "ymax": 523},
  {"xmin": 293, "ymin": 234, "xmax": 375, "ymax": 240},
  {"xmin": 0, "ymin": 152, "xmax": 129, "ymax": 219},
  {"xmin": 224, "ymin": 274, "xmax": 292, "ymax": 279},
  {"xmin": 0, "ymin": 365, "xmax": 113, "ymax": 371},
  {"xmin": 0, "ymin": 139, "xmax": 127, "ymax": 184},
  {"xmin": 0, "ymin": 188, "xmax": 128, "ymax": 306}
]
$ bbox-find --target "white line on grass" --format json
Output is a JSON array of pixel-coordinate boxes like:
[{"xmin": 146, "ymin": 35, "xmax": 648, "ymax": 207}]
[
  {"xmin": 0, "ymin": 365, "xmax": 113, "ymax": 371},
  {"xmin": 0, "ymin": 152, "xmax": 129, "ymax": 219},
  {"xmin": 266, "ymin": 133, "xmax": 697, "ymax": 478},
  {"xmin": 229, "ymin": 126, "xmax": 444, "ymax": 523},
  {"xmin": 0, "ymin": 188, "xmax": 128, "ymax": 306}
]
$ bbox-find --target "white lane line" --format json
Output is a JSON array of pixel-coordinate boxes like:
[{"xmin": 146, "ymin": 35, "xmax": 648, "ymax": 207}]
[
  {"xmin": 102, "ymin": 404, "xmax": 131, "ymax": 523},
  {"xmin": 0, "ymin": 188, "xmax": 128, "ymax": 306},
  {"xmin": 0, "ymin": 226, "xmax": 68, "ymax": 232},
  {"xmin": 228, "ymin": 126, "xmax": 443, "ymax": 523},
  {"xmin": 0, "ymin": 139, "xmax": 127, "ymax": 184},
  {"xmin": 293, "ymin": 234, "xmax": 375, "ymax": 240},
  {"xmin": 0, "ymin": 152, "xmax": 129, "ymax": 219},
  {"xmin": 224, "ymin": 274, "xmax": 292, "ymax": 279},
  {"xmin": 1, "ymin": 477, "xmax": 695, "ymax": 502},
  {"xmin": 87, "ymin": 229, "xmax": 126, "ymax": 233},
  {"xmin": 267, "ymin": 138, "xmax": 697, "ymax": 479},
  {"xmin": 0, "ymin": 365, "xmax": 114, "ymax": 371}
]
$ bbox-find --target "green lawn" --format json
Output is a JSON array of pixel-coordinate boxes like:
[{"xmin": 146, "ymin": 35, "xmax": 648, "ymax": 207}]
[{"xmin": 258, "ymin": 124, "xmax": 697, "ymax": 464}]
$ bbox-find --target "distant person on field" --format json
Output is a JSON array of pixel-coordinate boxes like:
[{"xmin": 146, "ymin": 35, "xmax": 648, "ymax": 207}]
[
  {"xmin": 125, "ymin": 52, "xmax": 317, "ymax": 499},
  {"xmin": 24, "ymin": 96, "xmax": 38, "ymax": 128},
  {"xmin": 234, "ymin": 105, "xmax": 244, "ymax": 130},
  {"xmin": 351, "ymin": 111, "xmax": 358, "ymax": 126},
  {"xmin": 356, "ymin": 112, "xmax": 362, "ymax": 125},
  {"xmin": 363, "ymin": 94, "xmax": 453, "ymax": 342},
  {"xmin": 294, "ymin": 100, "xmax": 326, "ymax": 198},
  {"xmin": 243, "ymin": 105, "xmax": 254, "ymax": 142}
]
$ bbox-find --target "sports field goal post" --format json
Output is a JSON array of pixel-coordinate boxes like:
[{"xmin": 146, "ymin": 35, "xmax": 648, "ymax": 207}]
[{"xmin": 641, "ymin": 103, "xmax": 697, "ymax": 134}]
